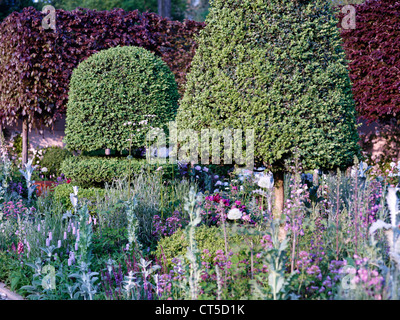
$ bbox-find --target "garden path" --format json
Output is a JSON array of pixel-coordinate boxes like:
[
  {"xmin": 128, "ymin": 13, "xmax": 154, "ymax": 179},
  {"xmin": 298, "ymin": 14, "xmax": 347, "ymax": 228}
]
[{"xmin": 0, "ymin": 282, "xmax": 24, "ymax": 300}]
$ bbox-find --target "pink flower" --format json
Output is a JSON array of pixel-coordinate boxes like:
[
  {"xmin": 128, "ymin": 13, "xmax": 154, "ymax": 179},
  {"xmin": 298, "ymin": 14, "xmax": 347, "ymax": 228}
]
[{"xmin": 17, "ymin": 242, "xmax": 24, "ymax": 255}]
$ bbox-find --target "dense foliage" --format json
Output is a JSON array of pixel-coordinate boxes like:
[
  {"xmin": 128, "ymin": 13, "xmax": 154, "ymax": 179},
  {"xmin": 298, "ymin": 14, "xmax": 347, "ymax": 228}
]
[
  {"xmin": 37, "ymin": 146, "xmax": 72, "ymax": 178},
  {"xmin": 60, "ymin": 156, "xmax": 179, "ymax": 188},
  {"xmin": 64, "ymin": 46, "xmax": 179, "ymax": 153},
  {"xmin": 338, "ymin": 0, "xmax": 400, "ymax": 123},
  {"xmin": 177, "ymin": 0, "xmax": 360, "ymax": 173},
  {"xmin": 0, "ymin": 7, "xmax": 204, "ymax": 130},
  {"xmin": 52, "ymin": 183, "xmax": 105, "ymax": 211}
]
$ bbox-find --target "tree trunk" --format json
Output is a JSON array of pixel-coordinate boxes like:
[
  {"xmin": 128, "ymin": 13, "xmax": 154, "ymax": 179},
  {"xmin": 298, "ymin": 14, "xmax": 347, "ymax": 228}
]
[
  {"xmin": 22, "ymin": 116, "xmax": 29, "ymax": 166},
  {"xmin": 158, "ymin": 0, "xmax": 171, "ymax": 18},
  {"xmin": 273, "ymin": 170, "xmax": 284, "ymax": 218},
  {"xmin": 273, "ymin": 170, "xmax": 287, "ymax": 241}
]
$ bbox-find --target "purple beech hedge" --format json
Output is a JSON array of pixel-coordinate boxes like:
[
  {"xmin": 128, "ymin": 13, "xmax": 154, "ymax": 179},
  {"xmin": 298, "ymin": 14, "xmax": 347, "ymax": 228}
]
[
  {"xmin": 1, "ymin": 3, "xmax": 400, "ymax": 130},
  {"xmin": 0, "ymin": 6, "xmax": 204, "ymax": 130},
  {"xmin": 338, "ymin": 0, "xmax": 400, "ymax": 123}
]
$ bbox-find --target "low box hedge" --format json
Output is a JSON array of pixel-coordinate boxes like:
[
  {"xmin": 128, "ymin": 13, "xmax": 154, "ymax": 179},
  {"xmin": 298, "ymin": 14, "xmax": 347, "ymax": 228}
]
[
  {"xmin": 53, "ymin": 183, "xmax": 105, "ymax": 212},
  {"xmin": 60, "ymin": 156, "xmax": 180, "ymax": 188}
]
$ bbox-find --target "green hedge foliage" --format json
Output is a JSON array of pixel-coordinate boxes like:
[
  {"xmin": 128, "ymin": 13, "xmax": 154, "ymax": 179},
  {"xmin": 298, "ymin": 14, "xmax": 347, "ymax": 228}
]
[
  {"xmin": 60, "ymin": 156, "xmax": 180, "ymax": 188},
  {"xmin": 176, "ymin": 0, "xmax": 361, "ymax": 172},
  {"xmin": 53, "ymin": 183, "xmax": 105, "ymax": 212},
  {"xmin": 39, "ymin": 146, "xmax": 72, "ymax": 178},
  {"xmin": 154, "ymin": 225, "xmax": 244, "ymax": 269},
  {"xmin": 64, "ymin": 45, "xmax": 180, "ymax": 153}
]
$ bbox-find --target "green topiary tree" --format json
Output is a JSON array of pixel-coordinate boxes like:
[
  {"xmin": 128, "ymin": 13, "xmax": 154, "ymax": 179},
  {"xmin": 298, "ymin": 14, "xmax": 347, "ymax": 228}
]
[
  {"xmin": 64, "ymin": 45, "xmax": 180, "ymax": 154},
  {"xmin": 176, "ymin": 0, "xmax": 361, "ymax": 217}
]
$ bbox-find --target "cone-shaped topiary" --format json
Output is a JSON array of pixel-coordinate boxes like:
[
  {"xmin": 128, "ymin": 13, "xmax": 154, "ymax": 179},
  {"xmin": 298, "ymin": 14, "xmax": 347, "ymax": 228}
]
[
  {"xmin": 64, "ymin": 45, "xmax": 180, "ymax": 153},
  {"xmin": 176, "ymin": 0, "xmax": 361, "ymax": 216}
]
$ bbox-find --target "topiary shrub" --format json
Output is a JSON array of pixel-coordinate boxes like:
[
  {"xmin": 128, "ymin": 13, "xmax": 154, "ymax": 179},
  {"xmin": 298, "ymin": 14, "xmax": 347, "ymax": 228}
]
[
  {"xmin": 60, "ymin": 156, "xmax": 180, "ymax": 188},
  {"xmin": 176, "ymin": 0, "xmax": 361, "ymax": 215},
  {"xmin": 52, "ymin": 183, "xmax": 105, "ymax": 212},
  {"xmin": 154, "ymin": 225, "xmax": 244, "ymax": 269},
  {"xmin": 38, "ymin": 146, "xmax": 72, "ymax": 178},
  {"xmin": 64, "ymin": 45, "xmax": 180, "ymax": 154}
]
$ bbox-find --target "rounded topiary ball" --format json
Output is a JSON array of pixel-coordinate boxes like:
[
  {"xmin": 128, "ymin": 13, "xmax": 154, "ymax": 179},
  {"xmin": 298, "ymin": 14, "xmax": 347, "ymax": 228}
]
[{"xmin": 64, "ymin": 45, "xmax": 180, "ymax": 153}]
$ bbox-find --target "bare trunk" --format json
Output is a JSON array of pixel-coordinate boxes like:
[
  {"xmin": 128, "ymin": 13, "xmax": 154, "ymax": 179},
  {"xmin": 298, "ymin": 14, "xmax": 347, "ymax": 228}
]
[
  {"xmin": 158, "ymin": 0, "xmax": 171, "ymax": 18},
  {"xmin": 22, "ymin": 117, "xmax": 29, "ymax": 166},
  {"xmin": 273, "ymin": 171, "xmax": 284, "ymax": 218},
  {"xmin": 273, "ymin": 171, "xmax": 286, "ymax": 241}
]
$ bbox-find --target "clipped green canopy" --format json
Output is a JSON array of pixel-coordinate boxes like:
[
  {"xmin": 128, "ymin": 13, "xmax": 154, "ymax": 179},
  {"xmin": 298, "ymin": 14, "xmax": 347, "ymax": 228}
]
[
  {"xmin": 64, "ymin": 45, "xmax": 180, "ymax": 153},
  {"xmin": 176, "ymin": 0, "xmax": 360, "ymax": 172}
]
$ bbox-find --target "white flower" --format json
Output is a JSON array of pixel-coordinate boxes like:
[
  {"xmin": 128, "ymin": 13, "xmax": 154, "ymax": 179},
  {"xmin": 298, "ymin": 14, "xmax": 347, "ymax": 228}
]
[
  {"xmin": 156, "ymin": 166, "xmax": 163, "ymax": 171},
  {"xmin": 227, "ymin": 208, "xmax": 242, "ymax": 220},
  {"xmin": 257, "ymin": 172, "xmax": 274, "ymax": 189},
  {"xmin": 223, "ymin": 182, "xmax": 229, "ymax": 186},
  {"xmin": 214, "ymin": 189, "xmax": 219, "ymax": 193},
  {"xmin": 203, "ymin": 167, "xmax": 209, "ymax": 172},
  {"xmin": 70, "ymin": 193, "xmax": 78, "ymax": 208},
  {"xmin": 72, "ymin": 186, "xmax": 79, "ymax": 196},
  {"xmin": 215, "ymin": 181, "xmax": 222, "ymax": 186},
  {"xmin": 194, "ymin": 165, "xmax": 202, "ymax": 171},
  {"xmin": 41, "ymin": 167, "xmax": 48, "ymax": 173}
]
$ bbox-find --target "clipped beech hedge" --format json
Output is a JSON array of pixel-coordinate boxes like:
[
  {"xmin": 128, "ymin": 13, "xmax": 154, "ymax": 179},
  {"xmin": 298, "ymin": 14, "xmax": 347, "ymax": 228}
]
[
  {"xmin": 338, "ymin": 0, "xmax": 400, "ymax": 123},
  {"xmin": 0, "ymin": 7, "xmax": 204, "ymax": 129}
]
